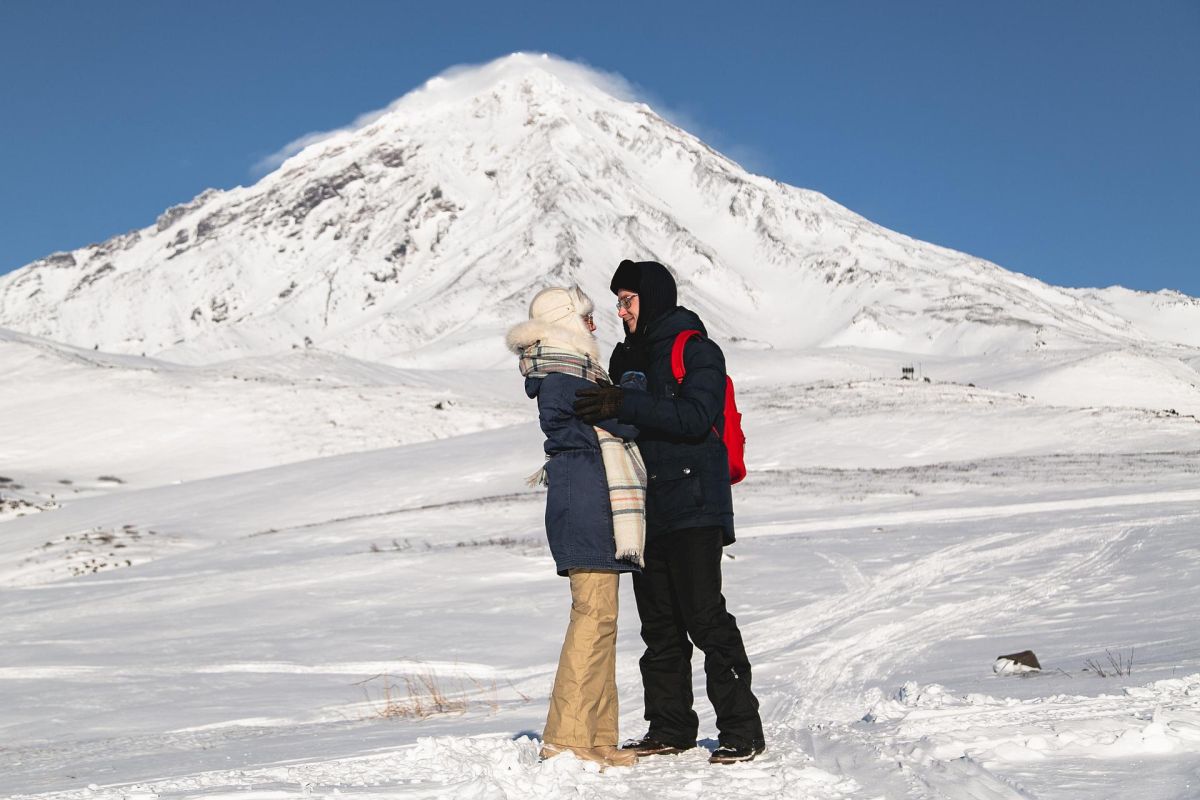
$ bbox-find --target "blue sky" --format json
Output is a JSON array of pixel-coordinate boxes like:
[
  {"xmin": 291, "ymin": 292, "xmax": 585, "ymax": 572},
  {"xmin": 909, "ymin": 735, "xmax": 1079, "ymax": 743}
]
[{"xmin": 1, "ymin": 1, "xmax": 1197, "ymax": 295}]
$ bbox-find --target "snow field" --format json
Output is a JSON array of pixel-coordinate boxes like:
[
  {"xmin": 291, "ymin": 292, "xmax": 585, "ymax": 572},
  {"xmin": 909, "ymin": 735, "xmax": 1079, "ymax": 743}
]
[{"xmin": 2, "ymin": 339, "xmax": 1200, "ymax": 798}]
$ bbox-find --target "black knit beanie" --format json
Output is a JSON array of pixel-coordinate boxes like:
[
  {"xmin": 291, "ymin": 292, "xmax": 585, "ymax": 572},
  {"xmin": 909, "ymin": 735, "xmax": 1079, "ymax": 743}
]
[
  {"xmin": 609, "ymin": 259, "xmax": 641, "ymax": 294},
  {"xmin": 610, "ymin": 259, "xmax": 677, "ymax": 333}
]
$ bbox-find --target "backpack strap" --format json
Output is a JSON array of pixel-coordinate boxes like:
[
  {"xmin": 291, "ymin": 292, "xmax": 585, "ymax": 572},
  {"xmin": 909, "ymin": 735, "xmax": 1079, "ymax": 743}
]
[
  {"xmin": 670, "ymin": 330, "xmax": 702, "ymax": 383},
  {"xmin": 670, "ymin": 329, "xmax": 722, "ymax": 441}
]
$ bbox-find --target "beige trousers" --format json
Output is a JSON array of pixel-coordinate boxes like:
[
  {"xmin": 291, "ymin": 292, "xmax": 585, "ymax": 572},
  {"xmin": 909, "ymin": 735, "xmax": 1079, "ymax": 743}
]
[{"xmin": 543, "ymin": 569, "xmax": 620, "ymax": 747}]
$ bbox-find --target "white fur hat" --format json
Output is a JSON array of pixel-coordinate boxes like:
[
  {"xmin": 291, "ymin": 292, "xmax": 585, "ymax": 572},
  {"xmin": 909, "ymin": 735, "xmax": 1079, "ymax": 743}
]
[{"xmin": 506, "ymin": 285, "xmax": 599, "ymax": 362}]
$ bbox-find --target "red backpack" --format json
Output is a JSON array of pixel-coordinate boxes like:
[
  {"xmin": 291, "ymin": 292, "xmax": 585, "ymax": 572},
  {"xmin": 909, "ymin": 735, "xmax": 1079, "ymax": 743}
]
[{"xmin": 670, "ymin": 330, "xmax": 747, "ymax": 484}]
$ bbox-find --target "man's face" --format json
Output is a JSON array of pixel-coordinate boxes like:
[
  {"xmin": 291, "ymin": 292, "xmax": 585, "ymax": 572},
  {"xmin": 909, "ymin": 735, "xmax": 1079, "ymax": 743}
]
[{"xmin": 616, "ymin": 290, "xmax": 639, "ymax": 333}]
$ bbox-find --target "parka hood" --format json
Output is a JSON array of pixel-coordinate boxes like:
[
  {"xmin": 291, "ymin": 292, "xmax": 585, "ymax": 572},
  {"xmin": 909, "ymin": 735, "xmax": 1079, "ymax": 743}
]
[{"xmin": 611, "ymin": 260, "xmax": 678, "ymax": 338}]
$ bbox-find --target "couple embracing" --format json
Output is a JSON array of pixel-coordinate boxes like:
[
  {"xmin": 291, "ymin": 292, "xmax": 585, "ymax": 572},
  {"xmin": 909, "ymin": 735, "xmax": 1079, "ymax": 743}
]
[{"xmin": 505, "ymin": 259, "xmax": 765, "ymax": 768}]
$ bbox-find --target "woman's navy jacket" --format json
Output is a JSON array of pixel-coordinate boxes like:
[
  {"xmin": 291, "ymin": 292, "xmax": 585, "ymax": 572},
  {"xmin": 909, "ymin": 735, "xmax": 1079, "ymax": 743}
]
[{"xmin": 526, "ymin": 371, "xmax": 642, "ymax": 576}]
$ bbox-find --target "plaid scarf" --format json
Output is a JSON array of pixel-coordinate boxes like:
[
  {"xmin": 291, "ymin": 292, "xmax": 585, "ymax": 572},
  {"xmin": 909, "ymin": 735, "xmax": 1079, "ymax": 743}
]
[
  {"xmin": 519, "ymin": 345, "xmax": 609, "ymax": 385},
  {"xmin": 520, "ymin": 345, "xmax": 646, "ymax": 567}
]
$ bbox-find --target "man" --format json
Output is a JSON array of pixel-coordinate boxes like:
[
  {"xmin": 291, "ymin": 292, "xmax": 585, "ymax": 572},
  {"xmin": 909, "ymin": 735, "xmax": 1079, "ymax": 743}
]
[{"xmin": 573, "ymin": 259, "xmax": 765, "ymax": 764}]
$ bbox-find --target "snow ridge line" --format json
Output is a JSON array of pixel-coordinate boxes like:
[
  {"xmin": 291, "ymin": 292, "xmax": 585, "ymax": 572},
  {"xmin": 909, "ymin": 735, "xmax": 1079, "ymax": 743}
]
[
  {"xmin": 246, "ymin": 491, "xmax": 539, "ymax": 537},
  {"xmin": 740, "ymin": 487, "xmax": 1200, "ymax": 537}
]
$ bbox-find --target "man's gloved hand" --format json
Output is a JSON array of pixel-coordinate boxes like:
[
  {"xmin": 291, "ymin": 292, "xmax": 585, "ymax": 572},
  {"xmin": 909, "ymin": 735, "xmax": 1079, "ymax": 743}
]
[{"xmin": 574, "ymin": 384, "xmax": 624, "ymax": 423}]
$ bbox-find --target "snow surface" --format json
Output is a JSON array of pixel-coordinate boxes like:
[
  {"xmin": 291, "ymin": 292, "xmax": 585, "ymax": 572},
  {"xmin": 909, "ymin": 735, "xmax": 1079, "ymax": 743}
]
[
  {"xmin": 3, "ymin": 52, "xmax": 1200, "ymax": 800},
  {"xmin": 3, "ymin": 325, "xmax": 1200, "ymax": 799}
]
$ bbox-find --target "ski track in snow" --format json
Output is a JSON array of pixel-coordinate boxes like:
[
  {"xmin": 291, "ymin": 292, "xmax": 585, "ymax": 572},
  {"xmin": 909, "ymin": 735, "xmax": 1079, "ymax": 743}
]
[
  {"xmin": 760, "ymin": 520, "xmax": 1148, "ymax": 713},
  {"xmin": 751, "ymin": 513, "xmax": 1186, "ymax": 798}
]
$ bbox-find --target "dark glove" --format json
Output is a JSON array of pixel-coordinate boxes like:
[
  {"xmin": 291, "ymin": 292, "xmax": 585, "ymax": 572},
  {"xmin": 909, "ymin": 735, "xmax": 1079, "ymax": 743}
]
[{"xmin": 574, "ymin": 384, "xmax": 624, "ymax": 424}]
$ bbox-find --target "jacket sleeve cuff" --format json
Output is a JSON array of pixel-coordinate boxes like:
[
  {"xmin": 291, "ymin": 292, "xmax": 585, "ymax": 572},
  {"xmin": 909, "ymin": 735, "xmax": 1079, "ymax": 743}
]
[
  {"xmin": 596, "ymin": 418, "xmax": 639, "ymax": 440},
  {"xmin": 619, "ymin": 387, "xmax": 650, "ymax": 423}
]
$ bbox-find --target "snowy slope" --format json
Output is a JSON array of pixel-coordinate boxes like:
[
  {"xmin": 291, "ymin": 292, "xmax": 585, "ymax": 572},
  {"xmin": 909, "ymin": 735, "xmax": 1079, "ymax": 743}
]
[
  {"xmin": 1065, "ymin": 286, "xmax": 1200, "ymax": 348},
  {"xmin": 5, "ymin": 321, "xmax": 1197, "ymax": 506},
  {"xmin": 4, "ymin": 333, "xmax": 1200, "ymax": 798},
  {"xmin": 3, "ymin": 54, "xmax": 1199, "ymax": 368},
  {"xmin": 0, "ymin": 326, "xmax": 529, "ymax": 487}
]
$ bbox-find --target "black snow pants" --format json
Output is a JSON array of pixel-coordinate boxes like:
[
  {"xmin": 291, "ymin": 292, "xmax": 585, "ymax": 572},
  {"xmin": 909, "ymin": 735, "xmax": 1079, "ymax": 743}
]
[{"xmin": 631, "ymin": 525, "xmax": 764, "ymax": 749}]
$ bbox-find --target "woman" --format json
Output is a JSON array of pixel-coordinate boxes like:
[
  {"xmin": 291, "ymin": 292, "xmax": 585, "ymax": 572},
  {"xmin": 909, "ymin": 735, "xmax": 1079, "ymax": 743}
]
[{"xmin": 506, "ymin": 285, "xmax": 646, "ymax": 769}]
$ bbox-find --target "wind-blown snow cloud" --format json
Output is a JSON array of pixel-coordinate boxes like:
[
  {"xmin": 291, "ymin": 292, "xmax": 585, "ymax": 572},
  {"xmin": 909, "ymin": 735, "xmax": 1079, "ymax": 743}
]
[
  {"xmin": 251, "ymin": 104, "xmax": 402, "ymax": 176},
  {"xmin": 250, "ymin": 52, "xmax": 769, "ymax": 177},
  {"xmin": 251, "ymin": 53, "xmax": 641, "ymax": 176}
]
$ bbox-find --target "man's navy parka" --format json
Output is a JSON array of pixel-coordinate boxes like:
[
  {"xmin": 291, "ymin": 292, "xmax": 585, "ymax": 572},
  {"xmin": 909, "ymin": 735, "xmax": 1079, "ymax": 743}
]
[{"xmin": 610, "ymin": 305, "xmax": 735, "ymax": 544}]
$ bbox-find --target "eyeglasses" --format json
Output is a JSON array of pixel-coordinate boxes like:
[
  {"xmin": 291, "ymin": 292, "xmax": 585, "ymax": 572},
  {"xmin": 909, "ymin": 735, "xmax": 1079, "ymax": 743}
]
[{"xmin": 616, "ymin": 294, "xmax": 638, "ymax": 311}]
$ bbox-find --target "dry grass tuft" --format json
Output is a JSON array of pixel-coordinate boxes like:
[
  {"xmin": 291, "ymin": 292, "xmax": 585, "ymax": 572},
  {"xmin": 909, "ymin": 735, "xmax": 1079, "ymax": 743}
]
[
  {"xmin": 357, "ymin": 671, "xmax": 469, "ymax": 719},
  {"xmin": 355, "ymin": 670, "xmax": 533, "ymax": 720},
  {"xmin": 1083, "ymin": 647, "xmax": 1134, "ymax": 677}
]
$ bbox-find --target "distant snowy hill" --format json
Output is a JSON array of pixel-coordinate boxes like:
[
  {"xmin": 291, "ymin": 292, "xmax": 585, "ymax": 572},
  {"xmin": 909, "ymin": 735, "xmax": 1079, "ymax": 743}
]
[
  {"xmin": 3, "ymin": 53, "xmax": 1199, "ymax": 367},
  {"xmin": 0, "ymin": 325, "xmax": 529, "ymax": 485}
]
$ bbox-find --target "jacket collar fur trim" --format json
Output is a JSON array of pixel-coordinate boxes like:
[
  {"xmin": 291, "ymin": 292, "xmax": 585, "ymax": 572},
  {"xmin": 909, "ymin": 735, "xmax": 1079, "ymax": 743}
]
[{"xmin": 505, "ymin": 318, "xmax": 602, "ymax": 364}]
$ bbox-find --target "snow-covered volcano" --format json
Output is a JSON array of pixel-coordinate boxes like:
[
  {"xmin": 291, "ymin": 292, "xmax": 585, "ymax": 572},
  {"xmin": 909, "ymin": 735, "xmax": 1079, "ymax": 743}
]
[{"xmin": 2, "ymin": 53, "xmax": 1199, "ymax": 367}]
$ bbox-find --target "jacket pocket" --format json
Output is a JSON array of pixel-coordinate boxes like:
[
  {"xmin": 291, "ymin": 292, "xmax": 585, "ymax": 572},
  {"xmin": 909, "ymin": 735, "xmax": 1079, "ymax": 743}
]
[
  {"xmin": 544, "ymin": 459, "xmax": 571, "ymax": 543},
  {"xmin": 647, "ymin": 459, "xmax": 706, "ymax": 521}
]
